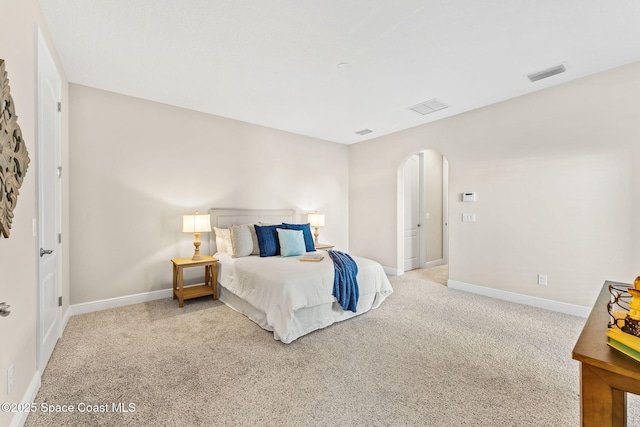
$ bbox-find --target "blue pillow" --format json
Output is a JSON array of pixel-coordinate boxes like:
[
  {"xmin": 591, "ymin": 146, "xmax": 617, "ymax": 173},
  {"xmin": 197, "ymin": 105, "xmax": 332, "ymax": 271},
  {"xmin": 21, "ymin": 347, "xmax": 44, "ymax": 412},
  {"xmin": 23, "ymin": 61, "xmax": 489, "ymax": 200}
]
[
  {"xmin": 276, "ymin": 229, "xmax": 306, "ymax": 257},
  {"xmin": 282, "ymin": 223, "xmax": 315, "ymax": 252},
  {"xmin": 254, "ymin": 224, "xmax": 283, "ymax": 257}
]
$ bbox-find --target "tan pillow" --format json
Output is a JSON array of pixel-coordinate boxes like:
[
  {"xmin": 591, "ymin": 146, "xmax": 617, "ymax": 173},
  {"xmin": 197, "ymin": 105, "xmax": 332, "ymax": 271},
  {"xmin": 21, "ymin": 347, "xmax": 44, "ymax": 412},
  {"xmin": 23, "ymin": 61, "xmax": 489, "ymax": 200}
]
[
  {"xmin": 230, "ymin": 225, "xmax": 253, "ymax": 258},
  {"xmin": 246, "ymin": 224, "xmax": 260, "ymax": 255}
]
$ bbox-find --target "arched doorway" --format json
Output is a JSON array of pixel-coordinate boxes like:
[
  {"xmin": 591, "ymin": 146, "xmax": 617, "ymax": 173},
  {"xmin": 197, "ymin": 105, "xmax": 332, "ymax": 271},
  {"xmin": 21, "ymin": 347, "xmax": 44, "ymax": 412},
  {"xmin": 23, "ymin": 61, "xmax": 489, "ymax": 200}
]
[{"xmin": 398, "ymin": 149, "xmax": 449, "ymax": 274}]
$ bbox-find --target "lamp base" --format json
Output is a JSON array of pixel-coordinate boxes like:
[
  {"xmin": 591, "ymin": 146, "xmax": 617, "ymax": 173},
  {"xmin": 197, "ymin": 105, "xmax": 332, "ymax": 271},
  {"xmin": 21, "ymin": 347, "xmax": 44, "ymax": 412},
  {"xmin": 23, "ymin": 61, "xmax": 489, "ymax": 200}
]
[{"xmin": 192, "ymin": 233, "xmax": 202, "ymax": 260}]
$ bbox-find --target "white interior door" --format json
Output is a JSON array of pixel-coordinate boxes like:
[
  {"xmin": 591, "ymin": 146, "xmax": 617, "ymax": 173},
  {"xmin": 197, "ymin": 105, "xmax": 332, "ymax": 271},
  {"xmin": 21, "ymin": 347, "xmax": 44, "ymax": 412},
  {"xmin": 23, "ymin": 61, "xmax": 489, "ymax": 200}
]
[
  {"xmin": 37, "ymin": 29, "xmax": 62, "ymax": 372},
  {"xmin": 403, "ymin": 154, "xmax": 420, "ymax": 271}
]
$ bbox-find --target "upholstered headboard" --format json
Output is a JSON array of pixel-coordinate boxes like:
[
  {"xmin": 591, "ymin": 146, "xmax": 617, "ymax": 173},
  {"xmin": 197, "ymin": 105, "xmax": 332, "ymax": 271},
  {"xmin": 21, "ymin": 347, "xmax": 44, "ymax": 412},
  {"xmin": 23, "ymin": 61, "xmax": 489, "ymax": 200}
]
[{"xmin": 208, "ymin": 208, "xmax": 297, "ymax": 255}]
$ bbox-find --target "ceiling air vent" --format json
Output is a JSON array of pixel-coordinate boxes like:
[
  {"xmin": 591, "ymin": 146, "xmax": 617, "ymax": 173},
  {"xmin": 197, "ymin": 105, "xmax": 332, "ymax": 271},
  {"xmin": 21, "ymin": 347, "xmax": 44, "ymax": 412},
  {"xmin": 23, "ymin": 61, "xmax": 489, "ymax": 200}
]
[
  {"xmin": 409, "ymin": 99, "xmax": 449, "ymax": 115},
  {"xmin": 527, "ymin": 64, "xmax": 566, "ymax": 82},
  {"xmin": 355, "ymin": 129, "xmax": 373, "ymax": 135}
]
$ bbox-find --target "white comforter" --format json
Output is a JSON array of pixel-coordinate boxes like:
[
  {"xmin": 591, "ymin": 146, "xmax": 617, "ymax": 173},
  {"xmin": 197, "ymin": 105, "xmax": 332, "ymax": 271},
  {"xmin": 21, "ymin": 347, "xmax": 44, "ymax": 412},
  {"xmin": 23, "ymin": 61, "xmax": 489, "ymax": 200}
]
[{"xmin": 216, "ymin": 253, "xmax": 393, "ymax": 342}]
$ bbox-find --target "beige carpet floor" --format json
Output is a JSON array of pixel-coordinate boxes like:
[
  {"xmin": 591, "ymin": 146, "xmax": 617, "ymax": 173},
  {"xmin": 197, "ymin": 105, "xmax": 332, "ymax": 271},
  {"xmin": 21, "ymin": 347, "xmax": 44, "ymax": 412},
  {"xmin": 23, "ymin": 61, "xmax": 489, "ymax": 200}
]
[
  {"xmin": 405, "ymin": 263, "xmax": 449, "ymax": 286},
  {"xmin": 24, "ymin": 266, "xmax": 640, "ymax": 426}
]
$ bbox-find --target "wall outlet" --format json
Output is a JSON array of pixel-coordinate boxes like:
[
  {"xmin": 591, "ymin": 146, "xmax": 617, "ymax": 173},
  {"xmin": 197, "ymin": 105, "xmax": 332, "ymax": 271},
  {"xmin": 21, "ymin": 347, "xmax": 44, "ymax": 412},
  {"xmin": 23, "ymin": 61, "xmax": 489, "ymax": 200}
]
[
  {"xmin": 7, "ymin": 363, "xmax": 14, "ymax": 394},
  {"xmin": 537, "ymin": 274, "xmax": 548, "ymax": 286}
]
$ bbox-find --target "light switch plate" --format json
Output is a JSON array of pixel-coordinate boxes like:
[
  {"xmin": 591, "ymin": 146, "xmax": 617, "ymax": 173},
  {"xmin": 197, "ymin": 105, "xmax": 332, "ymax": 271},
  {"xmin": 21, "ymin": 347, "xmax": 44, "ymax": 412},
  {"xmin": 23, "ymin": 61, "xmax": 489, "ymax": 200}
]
[{"xmin": 462, "ymin": 214, "xmax": 476, "ymax": 222}]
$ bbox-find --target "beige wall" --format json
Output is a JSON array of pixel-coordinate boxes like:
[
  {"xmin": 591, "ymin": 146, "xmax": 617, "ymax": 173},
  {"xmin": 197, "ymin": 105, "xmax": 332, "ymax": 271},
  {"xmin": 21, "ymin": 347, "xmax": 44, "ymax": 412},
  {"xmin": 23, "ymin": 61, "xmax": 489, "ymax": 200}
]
[
  {"xmin": 69, "ymin": 84, "xmax": 349, "ymax": 304},
  {"xmin": 0, "ymin": 0, "xmax": 69, "ymax": 425},
  {"xmin": 349, "ymin": 61, "xmax": 640, "ymax": 308},
  {"xmin": 633, "ymin": 144, "xmax": 640, "ymax": 273}
]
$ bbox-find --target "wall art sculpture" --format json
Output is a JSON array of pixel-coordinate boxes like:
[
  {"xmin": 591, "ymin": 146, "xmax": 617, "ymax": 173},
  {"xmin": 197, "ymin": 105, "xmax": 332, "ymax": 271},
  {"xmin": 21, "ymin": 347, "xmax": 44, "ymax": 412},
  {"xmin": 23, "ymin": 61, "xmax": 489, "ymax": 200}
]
[{"xmin": 0, "ymin": 59, "xmax": 30, "ymax": 238}]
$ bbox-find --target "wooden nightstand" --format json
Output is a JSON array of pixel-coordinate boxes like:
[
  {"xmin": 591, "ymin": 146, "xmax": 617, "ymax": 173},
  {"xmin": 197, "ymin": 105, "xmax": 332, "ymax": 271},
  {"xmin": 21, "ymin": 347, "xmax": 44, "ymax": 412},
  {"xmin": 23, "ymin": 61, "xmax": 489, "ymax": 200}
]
[
  {"xmin": 314, "ymin": 243, "xmax": 334, "ymax": 251},
  {"xmin": 171, "ymin": 256, "xmax": 218, "ymax": 308}
]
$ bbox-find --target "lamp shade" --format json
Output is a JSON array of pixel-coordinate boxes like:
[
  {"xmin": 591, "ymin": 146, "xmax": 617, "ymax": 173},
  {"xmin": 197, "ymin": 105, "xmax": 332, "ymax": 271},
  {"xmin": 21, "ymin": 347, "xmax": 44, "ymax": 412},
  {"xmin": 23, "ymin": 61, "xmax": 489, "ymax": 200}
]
[
  {"xmin": 182, "ymin": 212, "xmax": 212, "ymax": 233},
  {"xmin": 308, "ymin": 213, "xmax": 325, "ymax": 227}
]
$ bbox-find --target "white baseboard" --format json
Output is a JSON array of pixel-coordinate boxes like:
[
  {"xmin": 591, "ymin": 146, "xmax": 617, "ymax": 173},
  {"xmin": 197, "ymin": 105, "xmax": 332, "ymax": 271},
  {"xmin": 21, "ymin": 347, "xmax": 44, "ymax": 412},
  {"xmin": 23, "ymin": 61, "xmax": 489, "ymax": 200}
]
[
  {"xmin": 423, "ymin": 259, "xmax": 445, "ymax": 268},
  {"xmin": 61, "ymin": 307, "xmax": 71, "ymax": 331},
  {"xmin": 383, "ymin": 266, "xmax": 401, "ymax": 276},
  {"xmin": 10, "ymin": 370, "xmax": 41, "ymax": 427},
  {"xmin": 70, "ymin": 288, "xmax": 173, "ymax": 316},
  {"xmin": 447, "ymin": 279, "xmax": 591, "ymax": 318},
  {"xmin": 385, "ymin": 260, "xmax": 446, "ymax": 276}
]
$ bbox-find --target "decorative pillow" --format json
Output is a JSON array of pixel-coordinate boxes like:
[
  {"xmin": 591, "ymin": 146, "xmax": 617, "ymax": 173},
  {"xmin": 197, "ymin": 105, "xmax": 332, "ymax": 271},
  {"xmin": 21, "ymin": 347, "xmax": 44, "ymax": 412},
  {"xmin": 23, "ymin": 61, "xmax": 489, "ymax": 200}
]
[
  {"xmin": 282, "ymin": 223, "xmax": 315, "ymax": 252},
  {"xmin": 254, "ymin": 224, "xmax": 283, "ymax": 257},
  {"xmin": 276, "ymin": 228, "xmax": 306, "ymax": 257},
  {"xmin": 213, "ymin": 227, "xmax": 231, "ymax": 254},
  {"xmin": 243, "ymin": 224, "xmax": 260, "ymax": 255},
  {"xmin": 230, "ymin": 225, "xmax": 253, "ymax": 258}
]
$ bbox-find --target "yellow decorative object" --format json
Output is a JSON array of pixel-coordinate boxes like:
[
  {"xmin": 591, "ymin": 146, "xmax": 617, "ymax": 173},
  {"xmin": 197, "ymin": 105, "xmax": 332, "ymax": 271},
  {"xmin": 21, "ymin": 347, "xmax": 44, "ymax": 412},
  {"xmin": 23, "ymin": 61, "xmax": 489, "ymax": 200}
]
[
  {"xmin": 622, "ymin": 276, "xmax": 640, "ymax": 337},
  {"xmin": 628, "ymin": 277, "xmax": 640, "ymax": 321}
]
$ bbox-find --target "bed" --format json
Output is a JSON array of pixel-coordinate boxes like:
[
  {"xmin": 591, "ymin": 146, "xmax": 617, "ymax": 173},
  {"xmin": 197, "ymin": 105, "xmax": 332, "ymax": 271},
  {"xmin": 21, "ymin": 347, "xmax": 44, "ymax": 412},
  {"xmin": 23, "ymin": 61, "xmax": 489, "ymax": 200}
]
[{"xmin": 208, "ymin": 208, "xmax": 394, "ymax": 343}]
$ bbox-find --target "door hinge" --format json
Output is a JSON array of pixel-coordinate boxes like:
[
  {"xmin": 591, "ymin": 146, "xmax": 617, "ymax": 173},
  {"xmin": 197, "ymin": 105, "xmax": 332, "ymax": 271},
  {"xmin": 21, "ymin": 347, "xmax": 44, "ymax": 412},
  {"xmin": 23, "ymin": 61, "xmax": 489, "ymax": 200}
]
[
  {"xmin": 57, "ymin": 166, "xmax": 62, "ymax": 178},
  {"xmin": 58, "ymin": 296, "xmax": 62, "ymax": 307},
  {"xmin": 57, "ymin": 102, "xmax": 62, "ymax": 112},
  {"xmin": 58, "ymin": 233, "xmax": 62, "ymax": 244}
]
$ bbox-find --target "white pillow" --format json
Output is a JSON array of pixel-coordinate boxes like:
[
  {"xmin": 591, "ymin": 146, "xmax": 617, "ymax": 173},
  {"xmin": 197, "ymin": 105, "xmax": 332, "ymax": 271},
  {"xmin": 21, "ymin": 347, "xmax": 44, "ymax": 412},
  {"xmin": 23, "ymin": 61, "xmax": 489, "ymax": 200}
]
[
  {"xmin": 213, "ymin": 227, "xmax": 231, "ymax": 254},
  {"xmin": 230, "ymin": 225, "xmax": 253, "ymax": 258}
]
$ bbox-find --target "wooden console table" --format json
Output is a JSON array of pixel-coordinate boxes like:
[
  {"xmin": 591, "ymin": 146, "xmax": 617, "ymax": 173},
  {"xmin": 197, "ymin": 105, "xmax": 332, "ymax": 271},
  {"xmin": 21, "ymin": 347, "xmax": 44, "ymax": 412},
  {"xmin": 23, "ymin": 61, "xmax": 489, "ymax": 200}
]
[{"xmin": 572, "ymin": 280, "xmax": 640, "ymax": 426}]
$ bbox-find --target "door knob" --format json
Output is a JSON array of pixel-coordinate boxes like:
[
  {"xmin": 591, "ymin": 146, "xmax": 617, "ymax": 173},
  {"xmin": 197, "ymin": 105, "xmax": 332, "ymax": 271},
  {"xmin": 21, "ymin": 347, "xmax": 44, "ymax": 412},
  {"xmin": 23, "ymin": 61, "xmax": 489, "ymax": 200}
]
[{"xmin": 40, "ymin": 248, "xmax": 53, "ymax": 257}]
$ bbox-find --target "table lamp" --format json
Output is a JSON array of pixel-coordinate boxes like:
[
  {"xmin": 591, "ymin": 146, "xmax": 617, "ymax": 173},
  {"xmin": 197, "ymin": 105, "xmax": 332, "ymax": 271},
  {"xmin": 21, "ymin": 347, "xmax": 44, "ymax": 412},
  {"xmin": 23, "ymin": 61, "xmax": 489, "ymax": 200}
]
[
  {"xmin": 308, "ymin": 213, "xmax": 325, "ymax": 246},
  {"xmin": 182, "ymin": 211, "xmax": 212, "ymax": 260}
]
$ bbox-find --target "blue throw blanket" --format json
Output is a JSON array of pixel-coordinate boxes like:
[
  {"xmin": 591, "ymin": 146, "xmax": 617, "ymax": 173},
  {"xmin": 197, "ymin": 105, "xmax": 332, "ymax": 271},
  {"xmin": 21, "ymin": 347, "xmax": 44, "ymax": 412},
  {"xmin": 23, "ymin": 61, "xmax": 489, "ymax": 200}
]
[{"xmin": 328, "ymin": 250, "xmax": 359, "ymax": 312}]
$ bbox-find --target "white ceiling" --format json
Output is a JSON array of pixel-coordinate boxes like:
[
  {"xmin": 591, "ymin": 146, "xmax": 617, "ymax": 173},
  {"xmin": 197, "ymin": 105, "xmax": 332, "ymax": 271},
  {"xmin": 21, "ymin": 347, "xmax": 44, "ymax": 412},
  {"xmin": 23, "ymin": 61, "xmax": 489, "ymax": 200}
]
[{"xmin": 39, "ymin": 0, "xmax": 640, "ymax": 144}]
